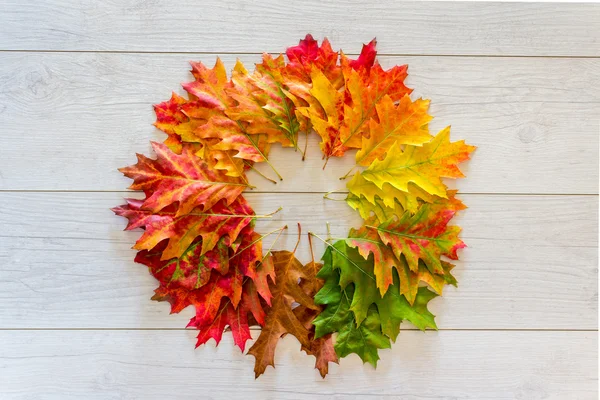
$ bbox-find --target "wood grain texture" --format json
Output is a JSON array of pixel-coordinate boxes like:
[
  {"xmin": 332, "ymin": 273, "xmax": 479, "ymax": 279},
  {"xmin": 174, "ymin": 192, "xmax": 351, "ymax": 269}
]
[
  {"xmin": 0, "ymin": 52, "xmax": 598, "ymax": 192},
  {"xmin": 0, "ymin": 330, "xmax": 596, "ymax": 399},
  {"xmin": 0, "ymin": 192, "xmax": 596, "ymax": 329},
  {"xmin": 1, "ymin": 2, "xmax": 598, "ymax": 397},
  {"xmin": 1, "ymin": 1, "xmax": 599, "ymax": 56}
]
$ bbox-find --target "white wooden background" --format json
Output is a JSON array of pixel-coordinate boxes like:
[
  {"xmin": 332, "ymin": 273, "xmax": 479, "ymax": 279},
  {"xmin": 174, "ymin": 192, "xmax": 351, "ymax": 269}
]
[{"xmin": 0, "ymin": 1, "xmax": 598, "ymax": 399}]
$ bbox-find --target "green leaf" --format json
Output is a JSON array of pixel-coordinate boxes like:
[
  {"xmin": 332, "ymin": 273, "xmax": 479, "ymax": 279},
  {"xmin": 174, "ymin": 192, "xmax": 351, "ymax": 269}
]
[
  {"xmin": 376, "ymin": 278, "xmax": 438, "ymax": 342},
  {"xmin": 335, "ymin": 303, "xmax": 391, "ymax": 367},
  {"xmin": 325, "ymin": 241, "xmax": 381, "ymax": 325},
  {"xmin": 313, "ymin": 263, "xmax": 391, "ymax": 367}
]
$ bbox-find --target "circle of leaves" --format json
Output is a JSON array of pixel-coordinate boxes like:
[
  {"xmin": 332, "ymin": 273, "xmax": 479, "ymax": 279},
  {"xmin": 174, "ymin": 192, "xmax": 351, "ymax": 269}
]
[{"xmin": 113, "ymin": 35, "xmax": 475, "ymax": 378}]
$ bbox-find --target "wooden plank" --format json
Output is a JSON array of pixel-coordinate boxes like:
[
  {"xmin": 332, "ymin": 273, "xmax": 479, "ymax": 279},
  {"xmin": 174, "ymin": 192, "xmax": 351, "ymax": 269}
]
[
  {"xmin": 0, "ymin": 52, "xmax": 598, "ymax": 193},
  {"xmin": 0, "ymin": 330, "xmax": 596, "ymax": 399},
  {"xmin": 0, "ymin": 192, "xmax": 596, "ymax": 329},
  {"xmin": 1, "ymin": 1, "xmax": 599, "ymax": 56}
]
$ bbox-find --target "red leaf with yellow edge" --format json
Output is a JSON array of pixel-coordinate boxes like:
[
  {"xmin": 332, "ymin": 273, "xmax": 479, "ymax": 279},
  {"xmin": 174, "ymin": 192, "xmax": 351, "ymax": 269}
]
[
  {"xmin": 112, "ymin": 196, "xmax": 255, "ymax": 260},
  {"xmin": 344, "ymin": 221, "xmax": 458, "ymax": 302},
  {"xmin": 228, "ymin": 226, "xmax": 272, "ymax": 301},
  {"xmin": 193, "ymin": 280, "xmax": 267, "ymax": 352},
  {"xmin": 134, "ymin": 237, "xmax": 229, "ymax": 291},
  {"xmin": 154, "ymin": 267, "xmax": 242, "ymax": 325},
  {"xmin": 247, "ymin": 251, "xmax": 321, "ymax": 378},
  {"xmin": 356, "ymin": 94, "xmax": 432, "ymax": 166},
  {"xmin": 153, "ymin": 92, "xmax": 188, "ymax": 153},
  {"xmin": 361, "ymin": 127, "xmax": 476, "ymax": 199},
  {"xmin": 368, "ymin": 192, "xmax": 466, "ymax": 274},
  {"xmin": 118, "ymin": 142, "xmax": 250, "ymax": 216}
]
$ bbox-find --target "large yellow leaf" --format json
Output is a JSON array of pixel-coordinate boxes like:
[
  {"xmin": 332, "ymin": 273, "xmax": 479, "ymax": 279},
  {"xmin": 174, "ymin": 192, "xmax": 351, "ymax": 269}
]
[{"xmin": 361, "ymin": 127, "xmax": 476, "ymax": 199}]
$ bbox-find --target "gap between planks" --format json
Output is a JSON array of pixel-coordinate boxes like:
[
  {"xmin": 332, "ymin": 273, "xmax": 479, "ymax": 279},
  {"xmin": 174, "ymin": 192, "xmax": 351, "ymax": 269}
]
[
  {"xmin": 0, "ymin": 49, "xmax": 599, "ymax": 59},
  {"xmin": 0, "ymin": 328, "xmax": 597, "ymax": 332},
  {"xmin": 0, "ymin": 190, "xmax": 598, "ymax": 196}
]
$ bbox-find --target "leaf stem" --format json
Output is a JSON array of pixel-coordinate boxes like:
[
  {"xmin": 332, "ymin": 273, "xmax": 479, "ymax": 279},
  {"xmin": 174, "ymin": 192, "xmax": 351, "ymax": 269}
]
[
  {"xmin": 230, "ymin": 225, "xmax": 288, "ymax": 260},
  {"xmin": 322, "ymin": 156, "xmax": 330, "ymax": 170},
  {"xmin": 323, "ymin": 189, "xmax": 348, "ymax": 201},
  {"xmin": 160, "ymin": 207, "xmax": 282, "ymax": 219},
  {"xmin": 241, "ymin": 129, "xmax": 283, "ymax": 181},
  {"xmin": 302, "ymin": 130, "xmax": 309, "ymax": 161},
  {"xmin": 308, "ymin": 232, "xmax": 376, "ymax": 281},
  {"xmin": 244, "ymin": 161, "xmax": 277, "ymax": 184},
  {"xmin": 308, "ymin": 231, "xmax": 316, "ymax": 265},
  {"xmin": 257, "ymin": 224, "xmax": 287, "ymax": 265},
  {"xmin": 339, "ymin": 165, "xmax": 357, "ymax": 181},
  {"xmin": 292, "ymin": 223, "xmax": 301, "ymax": 254}
]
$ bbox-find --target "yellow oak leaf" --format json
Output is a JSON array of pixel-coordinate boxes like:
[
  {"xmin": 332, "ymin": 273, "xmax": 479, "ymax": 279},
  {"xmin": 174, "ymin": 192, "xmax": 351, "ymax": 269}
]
[
  {"xmin": 361, "ymin": 127, "xmax": 476, "ymax": 199},
  {"xmin": 346, "ymin": 171, "xmax": 434, "ymax": 215}
]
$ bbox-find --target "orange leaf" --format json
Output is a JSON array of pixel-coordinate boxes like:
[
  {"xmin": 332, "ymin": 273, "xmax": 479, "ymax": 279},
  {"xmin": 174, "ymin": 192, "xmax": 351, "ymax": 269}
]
[{"xmin": 356, "ymin": 95, "xmax": 432, "ymax": 166}]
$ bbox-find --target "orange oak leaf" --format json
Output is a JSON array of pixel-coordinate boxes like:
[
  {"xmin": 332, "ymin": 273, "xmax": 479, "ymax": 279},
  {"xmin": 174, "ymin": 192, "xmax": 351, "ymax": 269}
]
[
  {"xmin": 182, "ymin": 57, "xmax": 234, "ymax": 110},
  {"xmin": 112, "ymin": 196, "xmax": 255, "ymax": 260},
  {"xmin": 356, "ymin": 94, "xmax": 432, "ymax": 166},
  {"xmin": 194, "ymin": 138, "xmax": 248, "ymax": 178},
  {"xmin": 247, "ymin": 250, "xmax": 321, "ymax": 378},
  {"xmin": 194, "ymin": 115, "xmax": 271, "ymax": 163},
  {"xmin": 297, "ymin": 60, "xmax": 412, "ymax": 161},
  {"xmin": 118, "ymin": 142, "xmax": 250, "ymax": 217},
  {"xmin": 332, "ymin": 63, "xmax": 412, "ymax": 155},
  {"xmin": 153, "ymin": 93, "xmax": 249, "ymax": 177},
  {"xmin": 227, "ymin": 58, "xmax": 301, "ymax": 149},
  {"xmin": 246, "ymin": 234, "xmax": 276, "ymax": 306},
  {"xmin": 296, "ymin": 68, "xmax": 348, "ymax": 158}
]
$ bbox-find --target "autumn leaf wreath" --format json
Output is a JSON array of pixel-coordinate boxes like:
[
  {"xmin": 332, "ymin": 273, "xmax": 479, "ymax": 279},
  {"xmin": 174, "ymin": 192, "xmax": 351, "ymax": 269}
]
[{"xmin": 113, "ymin": 35, "xmax": 475, "ymax": 378}]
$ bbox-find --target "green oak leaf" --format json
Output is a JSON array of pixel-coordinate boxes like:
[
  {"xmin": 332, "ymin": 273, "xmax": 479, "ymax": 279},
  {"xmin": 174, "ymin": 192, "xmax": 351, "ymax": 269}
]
[
  {"xmin": 324, "ymin": 240, "xmax": 381, "ymax": 324},
  {"xmin": 313, "ymin": 262, "xmax": 391, "ymax": 367}
]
